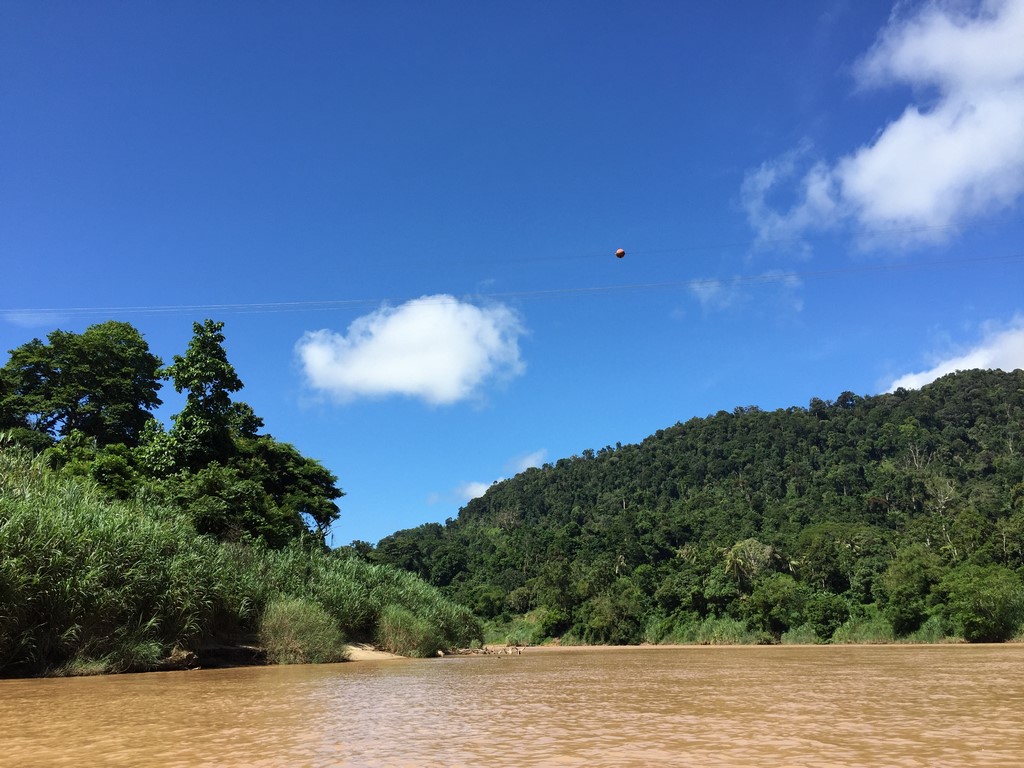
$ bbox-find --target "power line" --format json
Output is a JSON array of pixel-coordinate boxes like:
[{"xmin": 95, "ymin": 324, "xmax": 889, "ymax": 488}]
[{"xmin": 3, "ymin": 251, "xmax": 1022, "ymax": 320}]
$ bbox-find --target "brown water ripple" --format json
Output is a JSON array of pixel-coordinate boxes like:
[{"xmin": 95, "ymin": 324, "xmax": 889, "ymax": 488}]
[{"xmin": 2, "ymin": 645, "xmax": 1023, "ymax": 766}]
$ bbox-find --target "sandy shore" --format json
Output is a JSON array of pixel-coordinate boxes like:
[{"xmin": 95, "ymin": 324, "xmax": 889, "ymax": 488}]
[
  {"xmin": 342, "ymin": 642, "xmax": 876, "ymax": 662},
  {"xmin": 345, "ymin": 643, "xmax": 407, "ymax": 661}
]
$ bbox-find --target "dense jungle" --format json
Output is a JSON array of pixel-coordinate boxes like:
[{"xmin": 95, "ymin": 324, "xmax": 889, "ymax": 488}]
[{"xmin": 365, "ymin": 368, "xmax": 1024, "ymax": 646}]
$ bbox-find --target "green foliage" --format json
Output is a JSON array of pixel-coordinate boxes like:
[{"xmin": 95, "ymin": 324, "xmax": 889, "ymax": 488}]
[
  {"xmin": 259, "ymin": 598, "xmax": 349, "ymax": 664},
  {"xmin": 165, "ymin": 319, "xmax": 252, "ymax": 470},
  {"xmin": 802, "ymin": 592, "xmax": 851, "ymax": 641},
  {"xmin": 376, "ymin": 605, "xmax": 444, "ymax": 657},
  {"xmin": 933, "ymin": 564, "xmax": 1024, "ymax": 642},
  {"xmin": 831, "ymin": 606, "xmax": 895, "ymax": 644},
  {"xmin": 0, "ymin": 447, "xmax": 222, "ymax": 674},
  {"xmin": 745, "ymin": 573, "xmax": 812, "ymax": 638},
  {"xmin": 0, "ymin": 321, "xmax": 162, "ymax": 447},
  {"xmin": 875, "ymin": 544, "xmax": 946, "ymax": 636},
  {"xmin": 575, "ymin": 577, "xmax": 650, "ymax": 644},
  {"xmin": 1, "ymin": 319, "xmax": 343, "ymax": 548},
  {"xmin": 146, "ymin": 320, "xmax": 342, "ymax": 544},
  {"xmin": 368, "ymin": 369, "xmax": 1024, "ymax": 646},
  {"xmin": 781, "ymin": 624, "xmax": 821, "ymax": 644},
  {"xmin": 680, "ymin": 616, "xmax": 763, "ymax": 645},
  {"xmin": 0, "ymin": 446, "xmax": 480, "ymax": 675}
]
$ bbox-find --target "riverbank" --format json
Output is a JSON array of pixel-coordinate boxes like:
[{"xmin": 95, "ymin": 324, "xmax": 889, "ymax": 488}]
[{"xmin": 345, "ymin": 643, "xmax": 406, "ymax": 661}]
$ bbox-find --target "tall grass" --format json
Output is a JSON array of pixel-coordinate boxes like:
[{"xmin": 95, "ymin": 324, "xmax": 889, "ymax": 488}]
[
  {"xmin": 1, "ymin": 448, "xmax": 224, "ymax": 673},
  {"xmin": 831, "ymin": 606, "xmax": 896, "ymax": 644},
  {"xmin": 640, "ymin": 613, "xmax": 764, "ymax": 645},
  {"xmin": 0, "ymin": 445, "xmax": 482, "ymax": 675},
  {"xmin": 259, "ymin": 597, "xmax": 348, "ymax": 664}
]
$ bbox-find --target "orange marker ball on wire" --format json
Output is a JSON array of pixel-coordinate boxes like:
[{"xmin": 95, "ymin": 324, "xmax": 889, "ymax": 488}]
[{"xmin": 615, "ymin": 248, "xmax": 626, "ymax": 259}]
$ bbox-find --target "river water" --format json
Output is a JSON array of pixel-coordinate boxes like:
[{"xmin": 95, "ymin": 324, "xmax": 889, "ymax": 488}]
[{"xmin": 2, "ymin": 645, "xmax": 1023, "ymax": 767}]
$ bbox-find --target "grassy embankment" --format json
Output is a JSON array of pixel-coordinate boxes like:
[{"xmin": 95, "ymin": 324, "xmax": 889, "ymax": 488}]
[{"xmin": 0, "ymin": 446, "xmax": 481, "ymax": 676}]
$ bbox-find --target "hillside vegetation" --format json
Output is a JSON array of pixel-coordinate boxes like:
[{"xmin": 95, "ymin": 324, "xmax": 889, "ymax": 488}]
[{"xmin": 366, "ymin": 369, "xmax": 1024, "ymax": 645}]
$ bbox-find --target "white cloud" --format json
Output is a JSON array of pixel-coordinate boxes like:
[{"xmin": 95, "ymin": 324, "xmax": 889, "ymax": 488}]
[
  {"xmin": 507, "ymin": 449, "xmax": 547, "ymax": 473},
  {"xmin": 455, "ymin": 481, "xmax": 491, "ymax": 502},
  {"xmin": 296, "ymin": 295, "xmax": 525, "ymax": 404},
  {"xmin": 885, "ymin": 318, "xmax": 1024, "ymax": 390},
  {"xmin": 744, "ymin": 0, "xmax": 1024, "ymax": 247},
  {"xmin": 429, "ymin": 448, "xmax": 546, "ymax": 506}
]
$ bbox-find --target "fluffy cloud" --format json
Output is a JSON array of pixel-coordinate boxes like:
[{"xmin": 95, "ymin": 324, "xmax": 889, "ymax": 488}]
[
  {"xmin": 885, "ymin": 319, "xmax": 1024, "ymax": 390},
  {"xmin": 296, "ymin": 295, "xmax": 525, "ymax": 404},
  {"xmin": 744, "ymin": 0, "xmax": 1024, "ymax": 246}
]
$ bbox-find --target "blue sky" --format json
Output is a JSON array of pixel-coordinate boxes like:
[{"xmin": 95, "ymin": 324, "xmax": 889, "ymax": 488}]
[{"xmin": 3, "ymin": 1, "xmax": 1024, "ymax": 545}]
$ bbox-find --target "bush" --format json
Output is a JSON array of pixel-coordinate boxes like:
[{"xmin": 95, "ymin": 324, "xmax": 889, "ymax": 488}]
[
  {"xmin": 377, "ymin": 604, "xmax": 444, "ymax": 657},
  {"xmin": 259, "ymin": 597, "xmax": 348, "ymax": 664},
  {"xmin": 781, "ymin": 624, "xmax": 820, "ymax": 644},
  {"xmin": 672, "ymin": 616, "xmax": 762, "ymax": 645},
  {"xmin": 906, "ymin": 614, "xmax": 949, "ymax": 644},
  {"xmin": 803, "ymin": 592, "xmax": 850, "ymax": 642},
  {"xmin": 831, "ymin": 606, "xmax": 895, "ymax": 644}
]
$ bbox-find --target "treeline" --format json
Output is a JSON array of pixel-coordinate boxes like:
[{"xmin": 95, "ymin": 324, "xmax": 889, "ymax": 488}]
[
  {"xmin": 0, "ymin": 320, "xmax": 481, "ymax": 675},
  {"xmin": 364, "ymin": 369, "xmax": 1024, "ymax": 645},
  {"xmin": 0, "ymin": 319, "xmax": 340, "ymax": 546}
]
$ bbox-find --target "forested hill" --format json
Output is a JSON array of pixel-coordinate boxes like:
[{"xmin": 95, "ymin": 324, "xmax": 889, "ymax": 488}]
[{"xmin": 366, "ymin": 369, "xmax": 1024, "ymax": 645}]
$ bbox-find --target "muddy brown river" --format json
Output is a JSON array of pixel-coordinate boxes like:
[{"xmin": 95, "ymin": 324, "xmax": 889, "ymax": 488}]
[{"xmin": 2, "ymin": 645, "xmax": 1023, "ymax": 766}]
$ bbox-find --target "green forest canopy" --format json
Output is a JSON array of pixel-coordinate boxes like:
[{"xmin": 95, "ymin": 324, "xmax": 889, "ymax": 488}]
[
  {"xmin": 0, "ymin": 319, "xmax": 341, "ymax": 547},
  {"xmin": 364, "ymin": 369, "xmax": 1024, "ymax": 644}
]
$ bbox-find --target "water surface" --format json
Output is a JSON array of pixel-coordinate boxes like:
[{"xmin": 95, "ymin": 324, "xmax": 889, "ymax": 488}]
[{"xmin": 2, "ymin": 645, "xmax": 1022, "ymax": 766}]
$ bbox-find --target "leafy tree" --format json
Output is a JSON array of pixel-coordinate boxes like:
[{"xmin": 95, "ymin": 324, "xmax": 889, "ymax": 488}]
[
  {"xmin": 875, "ymin": 544, "xmax": 946, "ymax": 636},
  {"xmin": 0, "ymin": 321, "xmax": 162, "ymax": 447},
  {"xmin": 578, "ymin": 578, "xmax": 648, "ymax": 644},
  {"xmin": 933, "ymin": 564, "xmax": 1024, "ymax": 642},
  {"xmin": 723, "ymin": 537, "xmax": 776, "ymax": 592},
  {"xmin": 745, "ymin": 573, "xmax": 812, "ymax": 638},
  {"xmin": 802, "ymin": 591, "xmax": 851, "ymax": 641},
  {"xmin": 233, "ymin": 436, "xmax": 342, "ymax": 539},
  {"xmin": 164, "ymin": 319, "xmax": 255, "ymax": 469}
]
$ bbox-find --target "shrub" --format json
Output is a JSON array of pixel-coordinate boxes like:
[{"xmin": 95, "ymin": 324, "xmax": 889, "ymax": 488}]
[
  {"xmin": 831, "ymin": 606, "xmax": 895, "ymax": 644},
  {"xmin": 259, "ymin": 597, "xmax": 348, "ymax": 664},
  {"xmin": 377, "ymin": 604, "xmax": 443, "ymax": 657},
  {"xmin": 678, "ymin": 616, "xmax": 761, "ymax": 645},
  {"xmin": 781, "ymin": 624, "xmax": 820, "ymax": 644},
  {"xmin": 0, "ymin": 445, "xmax": 481, "ymax": 675}
]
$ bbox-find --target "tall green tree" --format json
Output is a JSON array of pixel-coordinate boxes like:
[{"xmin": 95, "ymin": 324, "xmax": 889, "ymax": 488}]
[
  {"xmin": 165, "ymin": 319, "xmax": 260, "ymax": 469},
  {"xmin": 0, "ymin": 321, "xmax": 162, "ymax": 447},
  {"xmin": 153, "ymin": 319, "xmax": 342, "ymax": 546}
]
